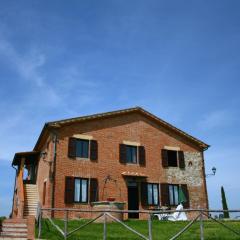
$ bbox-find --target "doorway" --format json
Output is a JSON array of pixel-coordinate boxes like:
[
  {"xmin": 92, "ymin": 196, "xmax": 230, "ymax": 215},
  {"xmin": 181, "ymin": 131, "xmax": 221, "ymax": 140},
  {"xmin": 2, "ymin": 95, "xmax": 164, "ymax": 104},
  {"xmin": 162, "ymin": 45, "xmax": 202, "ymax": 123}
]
[
  {"xmin": 43, "ymin": 181, "xmax": 46, "ymax": 205},
  {"xmin": 128, "ymin": 185, "xmax": 139, "ymax": 218}
]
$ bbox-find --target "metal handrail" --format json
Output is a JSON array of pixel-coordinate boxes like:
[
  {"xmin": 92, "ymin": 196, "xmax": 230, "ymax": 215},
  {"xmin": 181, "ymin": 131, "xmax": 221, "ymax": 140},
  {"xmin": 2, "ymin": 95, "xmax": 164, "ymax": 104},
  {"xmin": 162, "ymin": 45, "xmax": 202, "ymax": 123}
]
[
  {"xmin": 38, "ymin": 208, "xmax": 240, "ymax": 240},
  {"xmin": 40, "ymin": 207, "xmax": 240, "ymax": 214}
]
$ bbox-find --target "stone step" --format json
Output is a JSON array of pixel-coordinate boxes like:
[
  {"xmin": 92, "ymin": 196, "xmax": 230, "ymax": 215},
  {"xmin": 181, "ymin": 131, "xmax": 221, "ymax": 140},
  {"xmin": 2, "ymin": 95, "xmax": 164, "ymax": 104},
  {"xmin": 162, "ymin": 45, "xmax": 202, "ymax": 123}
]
[
  {"xmin": 24, "ymin": 184, "xmax": 37, "ymax": 187},
  {"xmin": 23, "ymin": 210, "xmax": 36, "ymax": 213},
  {"xmin": 24, "ymin": 195, "xmax": 38, "ymax": 198},
  {"xmin": 23, "ymin": 209, "xmax": 36, "ymax": 212},
  {"xmin": 2, "ymin": 223, "xmax": 27, "ymax": 228},
  {"xmin": 0, "ymin": 231, "xmax": 27, "ymax": 237},
  {"xmin": 0, "ymin": 237, "xmax": 27, "ymax": 240},
  {"xmin": 1, "ymin": 226, "xmax": 27, "ymax": 232},
  {"xmin": 0, "ymin": 217, "xmax": 31, "ymax": 240},
  {"xmin": 24, "ymin": 206, "xmax": 37, "ymax": 209},
  {"xmin": 23, "ymin": 211, "xmax": 36, "ymax": 215},
  {"xmin": 3, "ymin": 219, "xmax": 27, "ymax": 224},
  {"xmin": 24, "ymin": 205, "xmax": 37, "ymax": 208},
  {"xmin": 23, "ymin": 184, "xmax": 39, "ymax": 217}
]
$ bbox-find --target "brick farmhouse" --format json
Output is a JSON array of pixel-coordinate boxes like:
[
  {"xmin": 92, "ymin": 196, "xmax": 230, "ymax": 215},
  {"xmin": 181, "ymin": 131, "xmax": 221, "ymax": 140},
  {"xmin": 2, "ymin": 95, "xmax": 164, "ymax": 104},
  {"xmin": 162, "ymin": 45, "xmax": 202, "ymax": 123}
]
[{"xmin": 11, "ymin": 107, "xmax": 209, "ymax": 221}]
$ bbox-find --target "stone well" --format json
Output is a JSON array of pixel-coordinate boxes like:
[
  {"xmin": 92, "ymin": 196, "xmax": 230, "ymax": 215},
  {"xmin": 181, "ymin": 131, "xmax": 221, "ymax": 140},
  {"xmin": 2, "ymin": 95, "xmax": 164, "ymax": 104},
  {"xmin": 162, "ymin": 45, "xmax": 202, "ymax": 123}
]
[{"xmin": 91, "ymin": 201, "xmax": 125, "ymax": 223}]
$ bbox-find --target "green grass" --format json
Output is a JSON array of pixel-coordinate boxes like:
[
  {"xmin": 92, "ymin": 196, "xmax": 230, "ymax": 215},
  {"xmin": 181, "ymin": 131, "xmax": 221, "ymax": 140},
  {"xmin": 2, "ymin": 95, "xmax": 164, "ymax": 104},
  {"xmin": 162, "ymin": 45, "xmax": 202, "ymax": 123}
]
[{"xmin": 37, "ymin": 219, "xmax": 240, "ymax": 240}]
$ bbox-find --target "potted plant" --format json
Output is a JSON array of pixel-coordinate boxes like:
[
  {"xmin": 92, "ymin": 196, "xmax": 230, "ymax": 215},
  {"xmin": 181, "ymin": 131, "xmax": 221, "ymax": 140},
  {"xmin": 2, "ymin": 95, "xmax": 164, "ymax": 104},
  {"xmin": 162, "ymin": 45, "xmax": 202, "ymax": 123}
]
[{"xmin": 107, "ymin": 197, "xmax": 115, "ymax": 202}]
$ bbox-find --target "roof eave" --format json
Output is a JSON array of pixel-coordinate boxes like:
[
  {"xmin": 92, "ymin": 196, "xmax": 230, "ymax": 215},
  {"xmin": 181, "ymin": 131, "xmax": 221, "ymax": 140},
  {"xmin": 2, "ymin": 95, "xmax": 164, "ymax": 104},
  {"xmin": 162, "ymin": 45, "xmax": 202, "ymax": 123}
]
[{"xmin": 33, "ymin": 107, "xmax": 209, "ymax": 151}]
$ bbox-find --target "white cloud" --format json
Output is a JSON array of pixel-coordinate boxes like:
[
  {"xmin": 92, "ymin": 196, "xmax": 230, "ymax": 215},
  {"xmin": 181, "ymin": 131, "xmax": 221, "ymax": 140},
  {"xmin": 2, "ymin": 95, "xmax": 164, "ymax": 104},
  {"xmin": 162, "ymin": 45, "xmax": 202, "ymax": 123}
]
[
  {"xmin": 0, "ymin": 37, "xmax": 45, "ymax": 86},
  {"xmin": 197, "ymin": 109, "xmax": 236, "ymax": 130},
  {"xmin": 0, "ymin": 35, "xmax": 64, "ymax": 107}
]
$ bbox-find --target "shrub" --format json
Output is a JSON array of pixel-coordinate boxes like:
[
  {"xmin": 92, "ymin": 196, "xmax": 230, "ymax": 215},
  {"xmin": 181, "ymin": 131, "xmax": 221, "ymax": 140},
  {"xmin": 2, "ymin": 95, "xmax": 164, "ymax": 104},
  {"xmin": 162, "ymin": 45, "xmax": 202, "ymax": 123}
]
[{"xmin": 0, "ymin": 216, "xmax": 6, "ymax": 226}]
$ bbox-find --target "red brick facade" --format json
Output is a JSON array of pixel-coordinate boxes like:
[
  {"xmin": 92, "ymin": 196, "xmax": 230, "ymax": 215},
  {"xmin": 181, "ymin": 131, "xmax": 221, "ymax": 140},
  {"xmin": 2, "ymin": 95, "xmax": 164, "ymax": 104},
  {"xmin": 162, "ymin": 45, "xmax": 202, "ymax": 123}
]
[{"xmin": 33, "ymin": 108, "xmax": 209, "ymax": 220}]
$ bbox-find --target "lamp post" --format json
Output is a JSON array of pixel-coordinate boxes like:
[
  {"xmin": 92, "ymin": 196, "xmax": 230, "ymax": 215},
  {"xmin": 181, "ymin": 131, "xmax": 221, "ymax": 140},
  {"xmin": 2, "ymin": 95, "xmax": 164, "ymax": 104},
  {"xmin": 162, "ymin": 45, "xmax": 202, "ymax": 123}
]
[{"xmin": 206, "ymin": 166, "xmax": 216, "ymax": 177}]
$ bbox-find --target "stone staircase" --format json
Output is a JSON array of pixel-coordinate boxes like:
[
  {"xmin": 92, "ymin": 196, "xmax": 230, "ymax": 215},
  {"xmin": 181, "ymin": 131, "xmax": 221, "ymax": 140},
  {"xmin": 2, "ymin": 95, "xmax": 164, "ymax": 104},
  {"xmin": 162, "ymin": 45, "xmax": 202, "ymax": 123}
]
[
  {"xmin": 0, "ymin": 218, "xmax": 28, "ymax": 239},
  {"xmin": 23, "ymin": 184, "xmax": 39, "ymax": 218},
  {"xmin": 0, "ymin": 184, "xmax": 38, "ymax": 239}
]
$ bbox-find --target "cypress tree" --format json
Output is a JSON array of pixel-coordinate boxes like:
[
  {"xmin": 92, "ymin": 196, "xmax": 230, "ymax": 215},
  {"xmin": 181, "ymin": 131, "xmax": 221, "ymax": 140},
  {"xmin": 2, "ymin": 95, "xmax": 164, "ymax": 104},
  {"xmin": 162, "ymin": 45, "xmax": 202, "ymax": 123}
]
[{"xmin": 221, "ymin": 186, "xmax": 230, "ymax": 218}]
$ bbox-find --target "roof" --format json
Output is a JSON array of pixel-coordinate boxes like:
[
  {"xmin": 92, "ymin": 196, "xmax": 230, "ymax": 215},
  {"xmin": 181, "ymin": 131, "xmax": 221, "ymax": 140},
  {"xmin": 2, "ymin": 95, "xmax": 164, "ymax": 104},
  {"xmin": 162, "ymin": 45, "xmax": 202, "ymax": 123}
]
[
  {"xmin": 34, "ymin": 107, "xmax": 209, "ymax": 150},
  {"xmin": 12, "ymin": 151, "xmax": 40, "ymax": 166}
]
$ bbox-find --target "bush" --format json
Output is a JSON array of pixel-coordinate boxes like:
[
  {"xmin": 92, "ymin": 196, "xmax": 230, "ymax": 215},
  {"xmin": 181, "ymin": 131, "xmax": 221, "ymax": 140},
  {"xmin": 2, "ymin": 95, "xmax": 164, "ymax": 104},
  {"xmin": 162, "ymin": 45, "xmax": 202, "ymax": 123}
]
[{"xmin": 0, "ymin": 216, "xmax": 6, "ymax": 226}]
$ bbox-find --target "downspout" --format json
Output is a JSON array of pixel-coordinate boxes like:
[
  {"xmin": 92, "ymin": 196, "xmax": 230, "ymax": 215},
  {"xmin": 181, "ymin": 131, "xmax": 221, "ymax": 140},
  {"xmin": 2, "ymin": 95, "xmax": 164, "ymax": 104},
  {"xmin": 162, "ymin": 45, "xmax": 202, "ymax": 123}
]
[
  {"xmin": 11, "ymin": 164, "xmax": 18, "ymax": 217},
  {"xmin": 201, "ymin": 147, "xmax": 209, "ymax": 210},
  {"xmin": 51, "ymin": 130, "xmax": 58, "ymax": 217}
]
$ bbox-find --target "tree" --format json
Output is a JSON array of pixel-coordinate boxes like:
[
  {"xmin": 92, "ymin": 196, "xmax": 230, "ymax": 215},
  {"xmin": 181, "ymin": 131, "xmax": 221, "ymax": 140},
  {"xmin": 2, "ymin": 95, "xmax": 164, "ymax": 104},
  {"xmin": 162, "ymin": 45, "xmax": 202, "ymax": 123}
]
[{"xmin": 221, "ymin": 186, "xmax": 230, "ymax": 218}]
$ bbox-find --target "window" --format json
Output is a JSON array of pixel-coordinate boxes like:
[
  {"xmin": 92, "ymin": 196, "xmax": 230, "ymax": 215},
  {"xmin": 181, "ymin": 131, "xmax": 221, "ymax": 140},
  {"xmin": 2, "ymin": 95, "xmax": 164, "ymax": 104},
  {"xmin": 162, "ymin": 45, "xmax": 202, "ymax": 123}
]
[
  {"xmin": 168, "ymin": 184, "xmax": 179, "ymax": 206},
  {"xmin": 162, "ymin": 149, "xmax": 185, "ymax": 169},
  {"xmin": 120, "ymin": 144, "xmax": 145, "ymax": 165},
  {"xmin": 68, "ymin": 138, "xmax": 98, "ymax": 161},
  {"xmin": 76, "ymin": 139, "xmax": 89, "ymax": 158},
  {"xmin": 147, "ymin": 183, "xmax": 159, "ymax": 205},
  {"xmin": 167, "ymin": 150, "xmax": 178, "ymax": 167},
  {"xmin": 126, "ymin": 145, "xmax": 137, "ymax": 163},
  {"xmin": 65, "ymin": 177, "xmax": 98, "ymax": 204},
  {"xmin": 160, "ymin": 183, "xmax": 189, "ymax": 208},
  {"xmin": 74, "ymin": 178, "xmax": 88, "ymax": 203}
]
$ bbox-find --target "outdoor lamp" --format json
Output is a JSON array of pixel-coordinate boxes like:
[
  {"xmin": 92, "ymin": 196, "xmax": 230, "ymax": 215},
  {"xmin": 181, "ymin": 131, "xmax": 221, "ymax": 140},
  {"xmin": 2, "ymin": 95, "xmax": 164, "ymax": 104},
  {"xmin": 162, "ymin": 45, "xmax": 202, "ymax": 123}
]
[
  {"xmin": 40, "ymin": 151, "xmax": 47, "ymax": 159},
  {"xmin": 206, "ymin": 166, "xmax": 217, "ymax": 177},
  {"xmin": 212, "ymin": 166, "xmax": 216, "ymax": 175}
]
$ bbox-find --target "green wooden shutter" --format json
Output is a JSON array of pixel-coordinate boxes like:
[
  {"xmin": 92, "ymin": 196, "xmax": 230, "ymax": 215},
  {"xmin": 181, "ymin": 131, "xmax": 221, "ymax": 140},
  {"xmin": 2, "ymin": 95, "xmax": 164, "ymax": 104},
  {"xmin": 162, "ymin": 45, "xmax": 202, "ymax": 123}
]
[
  {"xmin": 138, "ymin": 146, "xmax": 146, "ymax": 166},
  {"xmin": 141, "ymin": 182, "xmax": 148, "ymax": 206},
  {"xmin": 90, "ymin": 178, "xmax": 98, "ymax": 202},
  {"xmin": 160, "ymin": 183, "xmax": 169, "ymax": 206},
  {"xmin": 90, "ymin": 140, "xmax": 98, "ymax": 161},
  {"xmin": 119, "ymin": 144, "xmax": 126, "ymax": 163},
  {"xmin": 65, "ymin": 176, "xmax": 74, "ymax": 204},
  {"xmin": 68, "ymin": 138, "xmax": 76, "ymax": 158},
  {"xmin": 181, "ymin": 184, "xmax": 190, "ymax": 208},
  {"xmin": 161, "ymin": 149, "xmax": 168, "ymax": 168},
  {"xmin": 178, "ymin": 151, "xmax": 185, "ymax": 169}
]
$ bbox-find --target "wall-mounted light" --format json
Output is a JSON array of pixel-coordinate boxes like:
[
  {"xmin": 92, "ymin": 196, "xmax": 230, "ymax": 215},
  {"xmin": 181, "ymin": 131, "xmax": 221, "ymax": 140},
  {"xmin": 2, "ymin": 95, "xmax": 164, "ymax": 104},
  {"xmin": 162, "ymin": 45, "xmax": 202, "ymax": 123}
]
[
  {"xmin": 212, "ymin": 166, "xmax": 216, "ymax": 175},
  {"xmin": 206, "ymin": 166, "xmax": 217, "ymax": 177},
  {"xmin": 40, "ymin": 151, "xmax": 47, "ymax": 159}
]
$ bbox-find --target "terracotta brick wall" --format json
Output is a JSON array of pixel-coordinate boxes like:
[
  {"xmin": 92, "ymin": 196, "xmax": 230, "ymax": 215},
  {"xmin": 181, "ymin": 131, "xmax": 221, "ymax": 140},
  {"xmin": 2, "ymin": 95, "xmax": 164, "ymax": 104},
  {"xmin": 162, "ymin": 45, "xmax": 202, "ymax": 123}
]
[
  {"xmin": 36, "ymin": 137, "xmax": 53, "ymax": 209},
  {"xmin": 37, "ymin": 112, "xmax": 208, "ymax": 219}
]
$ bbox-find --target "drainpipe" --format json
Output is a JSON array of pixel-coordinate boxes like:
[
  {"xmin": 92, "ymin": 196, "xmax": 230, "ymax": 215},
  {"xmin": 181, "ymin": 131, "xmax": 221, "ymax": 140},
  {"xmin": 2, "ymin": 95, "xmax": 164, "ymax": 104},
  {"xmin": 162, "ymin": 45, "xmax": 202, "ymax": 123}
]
[
  {"xmin": 11, "ymin": 164, "xmax": 18, "ymax": 218},
  {"xmin": 201, "ymin": 150, "xmax": 209, "ymax": 210},
  {"xmin": 50, "ymin": 131, "xmax": 58, "ymax": 217}
]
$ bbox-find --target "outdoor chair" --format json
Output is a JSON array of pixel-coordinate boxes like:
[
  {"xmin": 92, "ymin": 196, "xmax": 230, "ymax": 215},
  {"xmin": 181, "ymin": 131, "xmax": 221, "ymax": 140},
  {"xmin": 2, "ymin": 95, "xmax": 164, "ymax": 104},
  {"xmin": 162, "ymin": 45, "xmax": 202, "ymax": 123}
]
[{"xmin": 154, "ymin": 203, "xmax": 188, "ymax": 221}]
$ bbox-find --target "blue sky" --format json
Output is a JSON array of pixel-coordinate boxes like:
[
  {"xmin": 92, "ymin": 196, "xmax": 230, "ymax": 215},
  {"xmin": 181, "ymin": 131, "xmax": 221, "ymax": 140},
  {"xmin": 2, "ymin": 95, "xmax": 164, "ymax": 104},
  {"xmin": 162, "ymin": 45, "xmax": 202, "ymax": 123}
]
[{"xmin": 0, "ymin": 0, "xmax": 240, "ymax": 217}]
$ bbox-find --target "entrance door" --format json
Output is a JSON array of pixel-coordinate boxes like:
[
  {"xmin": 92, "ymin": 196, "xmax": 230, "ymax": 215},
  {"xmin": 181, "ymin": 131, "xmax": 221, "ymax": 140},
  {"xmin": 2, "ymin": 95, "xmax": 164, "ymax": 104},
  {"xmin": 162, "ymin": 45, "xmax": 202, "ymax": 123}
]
[
  {"xmin": 128, "ymin": 186, "xmax": 139, "ymax": 218},
  {"xmin": 43, "ymin": 182, "xmax": 47, "ymax": 205}
]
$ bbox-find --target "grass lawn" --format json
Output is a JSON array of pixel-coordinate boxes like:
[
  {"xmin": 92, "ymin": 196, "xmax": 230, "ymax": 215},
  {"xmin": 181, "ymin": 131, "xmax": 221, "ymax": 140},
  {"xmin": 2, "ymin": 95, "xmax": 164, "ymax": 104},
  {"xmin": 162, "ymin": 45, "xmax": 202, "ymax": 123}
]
[{"xmin": 37, "ymin": 219, "xmax": 240, "ymax": 240}]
